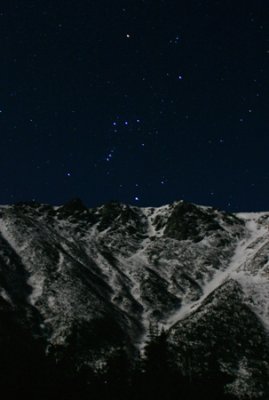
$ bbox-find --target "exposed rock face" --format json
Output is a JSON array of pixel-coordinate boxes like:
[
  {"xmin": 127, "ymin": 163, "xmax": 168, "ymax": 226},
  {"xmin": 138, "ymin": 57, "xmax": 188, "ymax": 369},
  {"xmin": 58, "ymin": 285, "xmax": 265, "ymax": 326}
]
[{"xmin": 0, "ymin": 199, "xmax": 269, "ymax": 397}]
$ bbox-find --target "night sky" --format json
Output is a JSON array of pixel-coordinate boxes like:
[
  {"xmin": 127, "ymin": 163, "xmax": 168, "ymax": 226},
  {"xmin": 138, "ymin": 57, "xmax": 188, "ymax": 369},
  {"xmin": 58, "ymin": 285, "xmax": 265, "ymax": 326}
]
[{"xmin": 1, "ymin": 1, "xmax": 269, "ymax": 211}]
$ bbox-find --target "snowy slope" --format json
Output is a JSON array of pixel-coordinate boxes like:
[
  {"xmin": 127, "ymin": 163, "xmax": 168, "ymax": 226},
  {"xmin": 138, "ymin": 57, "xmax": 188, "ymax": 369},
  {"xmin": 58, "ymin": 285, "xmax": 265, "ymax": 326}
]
[
  {"xmin": 166, "ymin": 210, "xmax": 269, "ymax": 399},
  {"xmin": 0, "ymin": 201, "xmax": 268, "ymax": 338},
  {"xmin": 166, "ymin": 211, "xmax": 269, "ymax": 328}
]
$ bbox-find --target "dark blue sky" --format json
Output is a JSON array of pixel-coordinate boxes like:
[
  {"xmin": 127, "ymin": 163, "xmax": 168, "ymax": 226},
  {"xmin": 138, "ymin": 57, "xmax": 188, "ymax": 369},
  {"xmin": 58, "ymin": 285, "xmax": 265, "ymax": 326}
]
[{"xmin": 1, "ymin": 0, "xmax": 269, "ymax": 211}]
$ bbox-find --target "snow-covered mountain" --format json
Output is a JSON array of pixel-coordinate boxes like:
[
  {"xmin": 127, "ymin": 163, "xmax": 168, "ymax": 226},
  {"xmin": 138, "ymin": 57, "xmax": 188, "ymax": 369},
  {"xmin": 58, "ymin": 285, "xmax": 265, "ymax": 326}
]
[{"xmin": 0, "ymin": 199, "xmax": 269, "ymax": 397}]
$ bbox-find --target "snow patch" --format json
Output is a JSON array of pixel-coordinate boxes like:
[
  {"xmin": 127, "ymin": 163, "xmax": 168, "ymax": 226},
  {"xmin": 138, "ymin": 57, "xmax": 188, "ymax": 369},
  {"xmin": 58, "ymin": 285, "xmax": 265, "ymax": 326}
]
[
  {"xmin": 27, "ymin": 274, "xmax": 45, "ymax": 305},
  {"xmin": 233, "ymin": 272, "xmax": 269, "ymax": 330},
  {"xmin": 0, "ymin": 288, "xmax": 13, "ymax": 304}
]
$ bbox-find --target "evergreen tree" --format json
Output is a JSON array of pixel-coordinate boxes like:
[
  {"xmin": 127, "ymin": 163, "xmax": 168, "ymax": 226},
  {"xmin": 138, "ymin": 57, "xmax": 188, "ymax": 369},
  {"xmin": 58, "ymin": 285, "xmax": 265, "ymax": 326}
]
[{"xmin": 140, "ymin": 324, "xmax": 181, "ymax": 399}]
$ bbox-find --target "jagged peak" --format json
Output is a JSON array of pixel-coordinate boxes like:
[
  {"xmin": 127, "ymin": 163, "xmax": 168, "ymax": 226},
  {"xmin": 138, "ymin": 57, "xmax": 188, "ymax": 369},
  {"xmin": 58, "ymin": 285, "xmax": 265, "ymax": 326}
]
[{"xmin": 58, "ymin": 198, "xmax": 88, "ymax": 213}]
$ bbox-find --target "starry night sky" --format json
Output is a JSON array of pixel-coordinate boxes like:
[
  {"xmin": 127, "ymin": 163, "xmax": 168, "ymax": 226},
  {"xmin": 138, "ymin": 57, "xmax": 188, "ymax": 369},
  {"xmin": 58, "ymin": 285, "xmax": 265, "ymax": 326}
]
[{"xmin": 1, "ymin": 1, "xmax": 269, "ymax": 211}]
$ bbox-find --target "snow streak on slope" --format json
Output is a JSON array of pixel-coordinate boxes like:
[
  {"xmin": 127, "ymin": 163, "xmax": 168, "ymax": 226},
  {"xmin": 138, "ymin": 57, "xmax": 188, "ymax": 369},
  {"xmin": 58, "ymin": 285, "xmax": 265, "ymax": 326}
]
[
  {"xmin": 165, "ymin": 212, "xmax": 269, "ymax": 329},
  {"xmin": 231, "ymin": 213, "xmax": 269, "ymax": 329},
  {"xmin": 0, "ymin": 213, "xmax": 47, "ymax": 306}
]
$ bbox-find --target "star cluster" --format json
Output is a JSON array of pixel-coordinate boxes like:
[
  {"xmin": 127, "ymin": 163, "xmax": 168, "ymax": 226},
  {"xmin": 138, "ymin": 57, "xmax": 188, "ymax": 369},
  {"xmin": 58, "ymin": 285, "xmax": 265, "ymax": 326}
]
[{"xmin": 1, "ymin": 1, "xmax": 269, "ymax": 211}]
